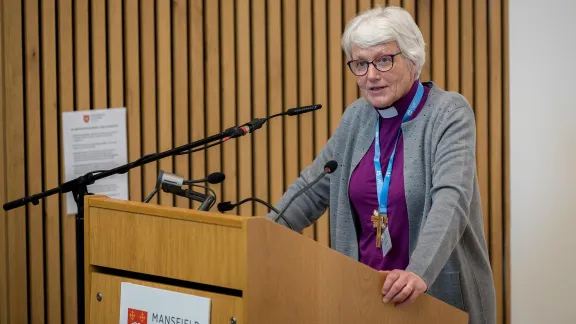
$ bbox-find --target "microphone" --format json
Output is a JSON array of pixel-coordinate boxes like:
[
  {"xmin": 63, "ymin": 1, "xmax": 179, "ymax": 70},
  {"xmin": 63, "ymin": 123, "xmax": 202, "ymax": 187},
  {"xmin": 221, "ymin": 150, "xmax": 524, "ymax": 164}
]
[
  {"xmin": 217, "ymin": 197, "xmax": 280, "ymax": 214},
  {"xmin": 184, "ymin": 172, "xmax": 225, "ymax": 185},
  {"xmin": 271, "ymin": 160, "xmax": 338, "ymax": 230},
  {"xmin": 226, "ymin": 104, "xmax": 322, "ymax": 139},
  {"xmin": 286, "ymin": 104, "xmax": 322, "ymax": 116},
  {"xmin": 143, "ymin": 170, "xmax": 221, "ymax": 210},
  {"xmin": 144, "ymin": 170, "xmax": 184, "ymax": 203},
  {"xmin": 157, "ymin": 170, "xmax": 184, "ymax": 187}
]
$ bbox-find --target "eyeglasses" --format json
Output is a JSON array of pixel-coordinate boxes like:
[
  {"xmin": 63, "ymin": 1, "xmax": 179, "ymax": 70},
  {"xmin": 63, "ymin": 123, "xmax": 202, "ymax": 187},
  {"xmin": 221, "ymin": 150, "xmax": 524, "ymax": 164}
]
[{"xmin": 346, "ymin": 52, "xmax": 403, "ymax": 76}]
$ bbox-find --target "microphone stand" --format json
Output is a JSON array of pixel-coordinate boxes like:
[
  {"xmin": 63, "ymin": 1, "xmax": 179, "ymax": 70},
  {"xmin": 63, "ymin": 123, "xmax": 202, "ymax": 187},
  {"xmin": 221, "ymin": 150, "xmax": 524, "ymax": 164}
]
[{"xmin": 2, "ymin": 124, "xmax": 247, "ymax": 324}]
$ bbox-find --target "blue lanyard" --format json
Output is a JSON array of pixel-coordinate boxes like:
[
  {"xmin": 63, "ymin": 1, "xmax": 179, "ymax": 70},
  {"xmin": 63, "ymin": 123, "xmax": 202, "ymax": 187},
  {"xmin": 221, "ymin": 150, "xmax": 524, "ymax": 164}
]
[{"xmin": 374, "ymin": 83, "xmax": 424, "ymax": 215}]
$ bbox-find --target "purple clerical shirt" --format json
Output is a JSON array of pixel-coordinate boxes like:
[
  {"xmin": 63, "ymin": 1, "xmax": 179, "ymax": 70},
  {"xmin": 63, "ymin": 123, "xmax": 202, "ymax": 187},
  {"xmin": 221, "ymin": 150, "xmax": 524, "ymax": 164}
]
[{"xmin": 348, "ymin": 80, "xmax": 430, "ymax": 271}]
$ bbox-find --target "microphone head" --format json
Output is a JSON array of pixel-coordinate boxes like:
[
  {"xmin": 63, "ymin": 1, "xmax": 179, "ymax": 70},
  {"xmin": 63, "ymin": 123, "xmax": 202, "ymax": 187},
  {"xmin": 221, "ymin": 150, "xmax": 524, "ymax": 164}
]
[
  {"xmin": 156, "ymin": 170, "xmax": 184, "ymax": 189},
  {"xmin": 217, "ymin": 201, "xmax": 235, "ymax": 212},
  {"xmin": 324, "ymin": 160, "xmax": 338, "ymax": 174},
  {"xmin": 286, "ymin": 104, "xmax": 322, "ymax": 116},
  {"xmin": 207, "ymin": 172, "xmax": 225, "ymax": 184}
]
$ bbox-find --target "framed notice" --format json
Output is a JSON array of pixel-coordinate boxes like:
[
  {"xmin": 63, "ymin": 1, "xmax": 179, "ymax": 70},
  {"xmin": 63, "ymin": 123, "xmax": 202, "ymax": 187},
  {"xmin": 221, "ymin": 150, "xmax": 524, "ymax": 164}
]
[{"xmin": 62, "ymin": 108, "xmax": 129, "ymax": 214}]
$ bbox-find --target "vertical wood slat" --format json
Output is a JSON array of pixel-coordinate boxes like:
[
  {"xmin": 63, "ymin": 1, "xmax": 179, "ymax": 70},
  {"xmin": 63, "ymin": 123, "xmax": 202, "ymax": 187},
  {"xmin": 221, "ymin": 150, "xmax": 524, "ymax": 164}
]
[
  {"xmin": 220, "ymin": 0, "xmax": 237, "ymax": 206},
  {"xmin": 24, "ymin": 0, "xmax": 46, "ymax": 322},
  {"xmin": 140, "ymin": 0, "xmax": 158, "ymax": 204},
  {"xmin": 282, "ymin": 0, "xmax": 299, "ymax": 219},
  {"xmin": 189, "ymin": 0, "xmax": 205, "ymax": 210},
  {"xmin": 446, "ymin": 0, "xmax": 459, "ymax": 93},
  {"xmin": 205, "ymin": 0, "xmax": 222, "ymax": 205},
  {"xmin": 328, "ymin": 0, "xmax": 343, "ymax": 135},
  {"xmin": 489, "ymin": 1, "xmax": 504, "ymax": 323},
  {"xmin": 236, "ymin": 0, "xmax": 253, "ymax": 217},
  {"xmin": 343, "ymin": 0, "xmax": 357, "ymax": 107},
  {"xmin": 373, "ymin": 0, "xmax": 386, "ymax": 8},
  {"xmin": 156, "ymin": 0, "xmax": 173, "ymax": 207},
  {"xmin": 460, "ymin": 0, "xmax": 474, "ymax": 105},
  {"xmin": 108, "ymin": 0, "xmax": 123, "ymax": 107},
  {"xmin": 474, "ymin": 0, "xmax": 491, "ymax": 244},
  {"xmin": 313, "ymin": 0, "xmax": 330, "ymax": 246},
  {"xmin": 125, "ymin": 0, "xmax": 142, "ymax": 203},
  {"xmin": 403, "ymin": 0, "xmax": 415, "ymax": 19},
  {"xmin": 267, "ymin": 0, "xmax": 284, "ymax": 207},
  {"xmin": 299, "ymin": 0, "xmax": 315, "ymax": 239},
  {"xmin": 3, "ymin": 0, "xmax": 28, "ymax": 322},
  {"xmin": 358, "ymin": 0, "xmax": 371, "ymax": 13},
  {"xmin": 417, "ymin": 0, "xmax": 431, "ymax": 82},
  {"xmin": 172, "ymin": 0, "xmax": 190, "ymax": 209},
  {"xmin": 0, "ymin": 0, "xmax": 7, "ymax": 320},
  {"xmin": 251, "ymin": 0, "xmax": 269, "ymax": 216},
  {"xmin": 91, "ymin": 0, "xmax": 107, "ymax": 108},
  {"xmin": 41, "ymin": 1, "xmax": 62, "ymax": 322},
  {"xmin": 431, "ymin": 0, "xmax": 445, "ymax": 89},
  {"xmin": 75, "ymin": 0, "xmax": 90, "ymax": 111},
  {"xmin": 57, "ymin": 0, "xmax": 77, "ymax": 322}
]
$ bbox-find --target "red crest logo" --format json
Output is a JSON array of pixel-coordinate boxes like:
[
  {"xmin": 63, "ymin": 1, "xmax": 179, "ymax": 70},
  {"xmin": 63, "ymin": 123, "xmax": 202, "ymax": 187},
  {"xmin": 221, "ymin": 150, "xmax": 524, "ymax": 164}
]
[
  {"xmin": 127, "ymin": 308, "xmax": 148, "ymax": 324},
  {"xmin": 83, "ymin": 115, "xmax": 90, "ymax": 123}
]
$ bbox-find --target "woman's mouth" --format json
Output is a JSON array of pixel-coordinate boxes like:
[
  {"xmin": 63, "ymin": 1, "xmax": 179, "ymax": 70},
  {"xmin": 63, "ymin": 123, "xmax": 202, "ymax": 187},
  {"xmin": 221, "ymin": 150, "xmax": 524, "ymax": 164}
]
[{"xmin": 369, "ymin": 86, "xmax": 386, "ymax": 93}]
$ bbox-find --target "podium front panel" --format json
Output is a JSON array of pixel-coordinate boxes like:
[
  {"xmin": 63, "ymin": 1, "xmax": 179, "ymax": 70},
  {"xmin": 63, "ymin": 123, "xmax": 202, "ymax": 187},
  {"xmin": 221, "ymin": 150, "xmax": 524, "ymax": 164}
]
[{"xmin": 86, "ymin": 198, "xmax": 248, "ymax": 291}]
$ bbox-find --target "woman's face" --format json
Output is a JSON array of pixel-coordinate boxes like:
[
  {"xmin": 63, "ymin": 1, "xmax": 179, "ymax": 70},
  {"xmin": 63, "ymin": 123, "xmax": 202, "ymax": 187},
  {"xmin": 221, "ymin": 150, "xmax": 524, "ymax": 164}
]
[{"xmin": 350, "ymin": 41, "xmax": 415, "ymax": 108}]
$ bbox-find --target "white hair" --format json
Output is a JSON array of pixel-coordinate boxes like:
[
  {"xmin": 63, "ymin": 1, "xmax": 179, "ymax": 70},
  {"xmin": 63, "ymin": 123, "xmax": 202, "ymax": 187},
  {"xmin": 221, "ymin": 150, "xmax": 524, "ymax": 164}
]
[{"xmin": 341, "ymin": 6, "xmax": 426, "ymax": 79}]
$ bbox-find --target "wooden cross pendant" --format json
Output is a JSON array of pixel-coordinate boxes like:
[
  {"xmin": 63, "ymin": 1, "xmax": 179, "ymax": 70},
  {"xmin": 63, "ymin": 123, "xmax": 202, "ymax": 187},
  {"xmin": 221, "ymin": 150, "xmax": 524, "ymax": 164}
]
[
  {"xmin": 371, "ymin": 210, "xmax": 389, "ymax": 249},
  {"xmin": 371, "ymin": 210, "xmax": 382, "ymax": 248}
]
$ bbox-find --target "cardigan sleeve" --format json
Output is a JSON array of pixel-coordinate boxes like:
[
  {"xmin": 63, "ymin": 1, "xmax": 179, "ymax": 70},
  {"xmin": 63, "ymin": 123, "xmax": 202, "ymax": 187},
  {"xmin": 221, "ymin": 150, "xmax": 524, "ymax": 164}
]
[
  {"xmin": 265, "ymin": 107, "xmax": 353, "ymax": 232},
  {"xmin": 405, "ymin": 103, "xmax": 478, "ymax": 288}
]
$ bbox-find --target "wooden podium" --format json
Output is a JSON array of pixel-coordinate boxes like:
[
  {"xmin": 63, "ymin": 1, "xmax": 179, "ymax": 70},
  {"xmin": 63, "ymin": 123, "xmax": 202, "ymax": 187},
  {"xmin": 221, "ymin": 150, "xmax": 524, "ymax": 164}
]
[{"xmin": 83, "ymin": 195, "xmax": 468, "ymax": 323}]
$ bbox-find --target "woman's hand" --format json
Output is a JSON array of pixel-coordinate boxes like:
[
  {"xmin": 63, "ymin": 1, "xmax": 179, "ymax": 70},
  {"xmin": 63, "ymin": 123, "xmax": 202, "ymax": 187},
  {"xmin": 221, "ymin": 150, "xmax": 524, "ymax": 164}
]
[{"xmin": 379, "ymin": 270, "xmax": 427, "ymax": 307}]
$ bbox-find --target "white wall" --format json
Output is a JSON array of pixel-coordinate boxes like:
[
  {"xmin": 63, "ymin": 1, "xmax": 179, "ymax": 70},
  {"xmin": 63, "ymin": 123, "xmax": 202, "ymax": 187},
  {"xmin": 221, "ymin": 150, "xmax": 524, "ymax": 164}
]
[{"xmin": 509, "ymin": 0, "xmax": 576, "ymax": 323}]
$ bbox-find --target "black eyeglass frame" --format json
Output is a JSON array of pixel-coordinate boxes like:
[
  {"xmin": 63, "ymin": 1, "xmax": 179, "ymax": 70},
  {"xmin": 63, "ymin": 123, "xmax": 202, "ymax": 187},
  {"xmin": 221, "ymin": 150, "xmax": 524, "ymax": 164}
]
[{"xmin": 346, "ymin": 52, "xmax": 403, "ymax": 76}]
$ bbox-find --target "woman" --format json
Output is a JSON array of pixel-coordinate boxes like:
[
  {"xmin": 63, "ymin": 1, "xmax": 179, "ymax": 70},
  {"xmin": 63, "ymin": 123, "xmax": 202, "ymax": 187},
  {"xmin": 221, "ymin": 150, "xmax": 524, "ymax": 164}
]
[{"xmin": 267, "ymin": 5, "xmax": 496, "ymax": 324}]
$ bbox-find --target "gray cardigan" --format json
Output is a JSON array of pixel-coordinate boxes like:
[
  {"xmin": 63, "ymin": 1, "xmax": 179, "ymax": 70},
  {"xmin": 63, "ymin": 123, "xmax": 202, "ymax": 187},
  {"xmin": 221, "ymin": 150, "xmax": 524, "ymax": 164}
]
[{"xmin": 267, "ymin": 82, "xmax": 497, "ymax": 324}]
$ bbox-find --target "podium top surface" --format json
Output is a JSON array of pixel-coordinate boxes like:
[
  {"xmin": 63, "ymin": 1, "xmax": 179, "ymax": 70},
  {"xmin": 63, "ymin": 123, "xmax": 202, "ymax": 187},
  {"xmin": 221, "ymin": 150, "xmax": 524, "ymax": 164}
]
[{"xmin": 86, "ymin": 195, "xmax": 249, "ymax": 228}]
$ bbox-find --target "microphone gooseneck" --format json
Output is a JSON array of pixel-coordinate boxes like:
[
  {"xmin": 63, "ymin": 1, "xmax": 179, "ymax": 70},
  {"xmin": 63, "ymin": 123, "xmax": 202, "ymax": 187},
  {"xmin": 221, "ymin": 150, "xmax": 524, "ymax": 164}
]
[
  {"xmin": 271, "ymin": 160, "xmax": 338, "ymax": 230},
  {"xmin": 183, "ymin": 172, "xmax": 226, "ymax": 185}
]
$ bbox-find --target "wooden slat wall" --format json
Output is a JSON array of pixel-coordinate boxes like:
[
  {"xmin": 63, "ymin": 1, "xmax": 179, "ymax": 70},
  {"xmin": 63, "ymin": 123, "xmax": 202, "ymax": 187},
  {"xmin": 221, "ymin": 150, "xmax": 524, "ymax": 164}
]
[{"xmin": 0, "ymin": 1, "xmax": 509, "ymax": 323}]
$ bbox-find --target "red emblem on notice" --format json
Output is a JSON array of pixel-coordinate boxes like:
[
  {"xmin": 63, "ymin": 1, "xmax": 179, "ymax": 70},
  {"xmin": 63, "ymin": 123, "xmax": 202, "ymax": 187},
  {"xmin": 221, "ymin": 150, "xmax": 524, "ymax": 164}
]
[
  {"xmin": 127, "ymin": 308, "xmax": 148, "ymax": 324},
  {"xmin": 83, "ymin": 114, "xmax": 90, "ymax": 123}
]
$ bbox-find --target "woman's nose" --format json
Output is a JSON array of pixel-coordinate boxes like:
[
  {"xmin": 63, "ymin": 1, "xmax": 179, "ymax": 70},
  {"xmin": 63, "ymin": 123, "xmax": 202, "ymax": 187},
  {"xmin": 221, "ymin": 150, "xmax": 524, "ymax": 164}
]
[{"xmin": 366, "ymin": 64, "xmax": 380, "ymax": 79}]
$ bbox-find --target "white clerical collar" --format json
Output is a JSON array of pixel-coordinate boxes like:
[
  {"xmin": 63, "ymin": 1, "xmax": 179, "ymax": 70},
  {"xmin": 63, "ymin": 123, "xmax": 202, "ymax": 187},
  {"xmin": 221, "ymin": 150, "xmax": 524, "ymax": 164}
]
[{"xmin": 377, "ymin": 107, "xmax": 398, "ymax": 119}]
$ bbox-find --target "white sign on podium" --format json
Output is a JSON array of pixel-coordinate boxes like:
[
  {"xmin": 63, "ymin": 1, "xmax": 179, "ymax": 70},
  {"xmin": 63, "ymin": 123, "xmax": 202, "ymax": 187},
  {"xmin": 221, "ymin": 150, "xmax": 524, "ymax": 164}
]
[{"xmin": 119, "ymin": 282, "xmax": 211, "ymax": 324}]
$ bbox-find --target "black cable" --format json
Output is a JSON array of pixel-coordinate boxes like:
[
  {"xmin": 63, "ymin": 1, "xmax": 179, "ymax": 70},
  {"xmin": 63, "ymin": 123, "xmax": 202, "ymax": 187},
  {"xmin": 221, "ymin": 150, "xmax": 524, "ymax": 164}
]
[{"xmin": 236, "ymin": 197, "xmax": 280, "ymax": 214}]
